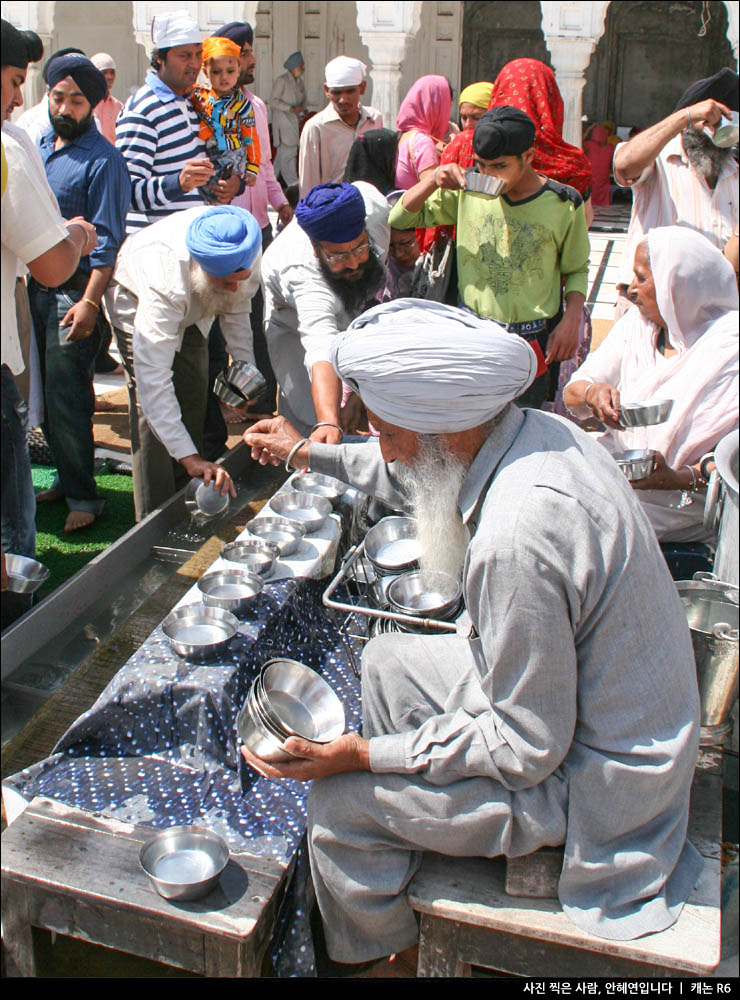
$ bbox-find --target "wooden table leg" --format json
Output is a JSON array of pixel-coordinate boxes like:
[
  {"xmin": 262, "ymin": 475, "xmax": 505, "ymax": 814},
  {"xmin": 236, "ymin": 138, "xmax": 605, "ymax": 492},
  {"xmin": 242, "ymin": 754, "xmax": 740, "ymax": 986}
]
[
  {"xmin": 417, "ymin": 914, "xmax": 471, "ymax": 977},
  {"xmin": 1, "ymin": 881, "xmax": 37, "ymax": 977}
]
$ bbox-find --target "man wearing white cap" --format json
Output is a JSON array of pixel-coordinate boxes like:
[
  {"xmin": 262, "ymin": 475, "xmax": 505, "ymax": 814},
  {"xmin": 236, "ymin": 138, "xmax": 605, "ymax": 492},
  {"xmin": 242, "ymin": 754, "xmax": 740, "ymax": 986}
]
[
  {"xmin": 241, "ymin": 299, "xmax": 701, "ymax": 974},
  {"xmin": 116, "ymin": 9, "xmax": 242, "ymax": 234},
  {"xmin": 298, "ymin": 55, "xmax": 382, "ymax": 197},
  {"xmin": 90, "ymin": 53, "xmax": 122, "ymax": 145}
]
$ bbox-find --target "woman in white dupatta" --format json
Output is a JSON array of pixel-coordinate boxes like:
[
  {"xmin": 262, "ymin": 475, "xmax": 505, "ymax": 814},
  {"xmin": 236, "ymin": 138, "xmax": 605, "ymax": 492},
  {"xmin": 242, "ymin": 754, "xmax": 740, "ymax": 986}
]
[{"xmin": 564, "ymin": 226, "xmax": 738, "ymax": 542}]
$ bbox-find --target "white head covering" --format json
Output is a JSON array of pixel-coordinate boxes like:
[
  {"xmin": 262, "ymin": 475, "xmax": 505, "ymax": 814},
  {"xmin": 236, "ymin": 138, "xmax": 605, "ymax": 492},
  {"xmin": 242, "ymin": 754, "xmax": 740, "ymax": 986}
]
[
  {"xmin": 332, "ymin": 300, "xmax": 537, "ymax": 434},
  {"xmin": 325, "ymin": 56, "xmax": 366, "ymax": 88},
  {"xmin": 91, "ymin": 52, "xmax": 116, "ymax": 72},
  {"xmin": 151, "ymin": 10, "xmax": 202, "ymax": 49}
]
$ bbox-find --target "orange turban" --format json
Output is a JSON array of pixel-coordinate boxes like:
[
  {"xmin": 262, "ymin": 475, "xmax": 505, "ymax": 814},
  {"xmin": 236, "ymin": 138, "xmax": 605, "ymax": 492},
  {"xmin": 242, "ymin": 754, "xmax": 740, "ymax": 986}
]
[{"xmin": 202, "ymin": 36, "xmax": 241, "ymax": 62}]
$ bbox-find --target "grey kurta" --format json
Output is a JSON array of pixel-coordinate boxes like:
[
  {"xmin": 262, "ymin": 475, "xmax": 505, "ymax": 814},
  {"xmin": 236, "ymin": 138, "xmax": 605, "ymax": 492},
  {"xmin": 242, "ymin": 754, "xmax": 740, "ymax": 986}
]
[{"xmin": 306, "ymin": 404, "xmax": 702, "ymax": 960}]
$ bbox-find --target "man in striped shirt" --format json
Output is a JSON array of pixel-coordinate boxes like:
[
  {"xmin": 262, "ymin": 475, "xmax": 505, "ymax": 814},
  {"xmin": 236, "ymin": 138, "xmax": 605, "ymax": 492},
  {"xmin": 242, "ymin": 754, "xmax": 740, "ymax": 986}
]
[{"xmin": 115, "ymin": 10, "xmax": 241, "ymax": 235}]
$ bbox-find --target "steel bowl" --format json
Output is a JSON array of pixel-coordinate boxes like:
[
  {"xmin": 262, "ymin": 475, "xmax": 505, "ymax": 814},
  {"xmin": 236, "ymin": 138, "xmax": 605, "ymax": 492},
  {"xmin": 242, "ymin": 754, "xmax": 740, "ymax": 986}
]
[
  {"xmin": 197, "ymin": 568, "xmax": 263, "ymax": 615},
  {"xmin": 237, "ymin": 682, "xmax": 296, "ymax": 763},
  {"xmin": 223, "ymin": 360, "xmax": 267, "ymax": 403},
  {"xmin": 220, "ymin": 539, "xmax": 279, "ymax": 578},
  {"xmin": 269, "ymin": 491, "xmax": 332, "ymax": 533},
  {"xmin": 259, "ymin": 658, "xmax": 345, "ymax": 743},
  {"xmin": 139, "ymin": 825, "xmax": 229, "ymax": 901},
  {"xmin": 246, "ymin": 516, "xmax": 305, "ymax": 556},
  {"xmin": 464, "ymin": 169, "xmax": 506, "ymax": 197},
  {"xmin": 387, "ymin": 570, "xmax": 463, "ymax": 621},
  {"xmin": 289, "ymin": 471, "xmax": 347, "ymax": 505},
  {"xmin": 613, "ymin": 449, "xmax": 658, "ymax": 482},
  {"xmin": 365, "ymin": 516, "xmax": 421, "ymax": 574},
  {"xmin": 162, "ymin": 604, "xmax": 239, "ymax": 659},
  {"xmin": 194, "ymin": 481, "xmax": 230, "ymax": 516},
  {"xmin": 618, "ymin": 399, "xmax": 674, "ymax": 428},
  {"xmin": 213, "ymin": 371, "xmax": 247, "ymax": 407},
  {"xmin": 4, "ymin": 553, "xmax": 50, "ymax": 594}
]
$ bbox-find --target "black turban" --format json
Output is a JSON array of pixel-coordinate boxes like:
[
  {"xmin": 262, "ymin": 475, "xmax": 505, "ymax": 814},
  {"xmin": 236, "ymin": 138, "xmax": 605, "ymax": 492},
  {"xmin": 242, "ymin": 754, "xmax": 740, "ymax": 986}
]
[
  {"xmin": 473, "ymin": 106, "xmax": 536, "ymax": 159},
  {"xmin": 673, "ymin": 68, "xmax": 739, "ymax": 113},
  {"xmin": 42, "ymin": 47, "xmax": 85, "ymax": 83},
  {"xmin": 212, "ymin": 21, "xmax": 253, "ymax": 48},
  {"xmin": 46, "ymin": 53, "xmax": 107, "ymax": 110},
  {"xmin": 1, "ymin": 19, "xmax": 43, "ymax": 69}
]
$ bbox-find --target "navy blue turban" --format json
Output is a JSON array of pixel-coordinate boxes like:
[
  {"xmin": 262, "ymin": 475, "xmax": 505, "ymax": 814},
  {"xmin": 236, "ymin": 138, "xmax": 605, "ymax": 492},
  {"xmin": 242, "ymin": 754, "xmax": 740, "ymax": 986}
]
[
  {"xmin": 186, "ymin": 206, "xmax": 262, "ymax": 277},
  {"xmin": 295, "ymin": 183, "xmax": 366, "ymax": 243},
  {"xmin": 473, "ymin": 106, "xmax": 536, "ymax": 159},
  {"xmin": 212, "ymin": 21, "xmax": 253, "ymax": 48},
  {"xmin": 46, "ymin": 54, "xmax": 107, "ymax": 109}
]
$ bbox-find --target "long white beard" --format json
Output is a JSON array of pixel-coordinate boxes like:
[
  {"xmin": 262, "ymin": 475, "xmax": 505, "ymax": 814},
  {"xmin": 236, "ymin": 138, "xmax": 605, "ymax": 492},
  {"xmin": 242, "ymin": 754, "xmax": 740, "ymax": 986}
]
[
  {"xmin": 190, "ymin": 262, "xmax": 252, "ymax": 316},
  {"xmin": 398, "ymin": 436, "xmax": 470, "ymax": 581}
]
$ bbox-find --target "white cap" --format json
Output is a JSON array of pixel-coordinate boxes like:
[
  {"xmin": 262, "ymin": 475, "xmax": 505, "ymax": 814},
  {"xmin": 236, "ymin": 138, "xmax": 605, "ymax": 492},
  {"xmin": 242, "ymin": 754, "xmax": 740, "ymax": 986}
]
[
  {"xmin": 151, "ymin": 10, "xmax": 202, "ymax": 49},
  {"xmin": 325, "ymin": 56, "xmax": 366, "ymax": 88},
  {"xmin": 91, "ymin": 52, "xmax": 116, "ymax": 72}
]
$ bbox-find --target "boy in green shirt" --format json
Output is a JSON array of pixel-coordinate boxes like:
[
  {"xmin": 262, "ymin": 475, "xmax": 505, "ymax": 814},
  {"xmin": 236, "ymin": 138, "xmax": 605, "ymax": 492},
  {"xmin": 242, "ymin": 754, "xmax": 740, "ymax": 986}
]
[{"xmin": 388, "ymin": 105, "xmax": 589, "ymax": 407}]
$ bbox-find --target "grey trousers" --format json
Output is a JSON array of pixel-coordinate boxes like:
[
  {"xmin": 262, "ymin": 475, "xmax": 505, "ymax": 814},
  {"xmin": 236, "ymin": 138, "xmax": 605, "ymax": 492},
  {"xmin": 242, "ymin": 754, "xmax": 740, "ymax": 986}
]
[
  {"xmin": 113, "ymin": 324, "xmax": 208, "ymax": 521},
  {"xmin": 307, "ymin": 633, "xmax": 568, "ymax": 964}
]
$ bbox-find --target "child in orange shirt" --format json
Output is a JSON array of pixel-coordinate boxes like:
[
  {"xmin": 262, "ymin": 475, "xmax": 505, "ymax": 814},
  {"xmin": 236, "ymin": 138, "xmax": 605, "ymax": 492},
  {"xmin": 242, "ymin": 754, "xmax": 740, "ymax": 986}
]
[{"xmin": 191, "ymin": 36, "xmax": 260, "ymax": 204}]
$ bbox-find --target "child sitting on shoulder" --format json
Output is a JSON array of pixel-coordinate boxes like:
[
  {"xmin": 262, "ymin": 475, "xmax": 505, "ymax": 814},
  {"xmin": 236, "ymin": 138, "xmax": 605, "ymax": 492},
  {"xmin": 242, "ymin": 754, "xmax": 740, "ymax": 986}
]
[{"xmin": 191, "ymin": 36, "xmax": 260, "ymax": 204}]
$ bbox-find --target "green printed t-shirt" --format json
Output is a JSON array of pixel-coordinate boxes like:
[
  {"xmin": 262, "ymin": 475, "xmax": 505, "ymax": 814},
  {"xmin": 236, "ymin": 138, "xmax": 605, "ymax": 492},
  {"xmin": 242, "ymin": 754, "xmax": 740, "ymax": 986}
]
[{"xmin": 389, "ymin": 179, "xmax": 590, "ymax": 324}]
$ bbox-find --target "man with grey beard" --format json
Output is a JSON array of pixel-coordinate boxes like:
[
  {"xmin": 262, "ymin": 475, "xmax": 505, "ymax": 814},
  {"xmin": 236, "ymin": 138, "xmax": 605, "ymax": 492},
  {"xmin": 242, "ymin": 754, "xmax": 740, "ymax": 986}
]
[
  {"xmin": 105, "ymin": 205, "xmax": 262, "ymax": 519},
  {"xmin": 240, "ymin": 300, "xmax": 701, "ymax": 974},
  {"xmin": 613, "ymin": 68, "xmax": 738, "ymax": 316}
]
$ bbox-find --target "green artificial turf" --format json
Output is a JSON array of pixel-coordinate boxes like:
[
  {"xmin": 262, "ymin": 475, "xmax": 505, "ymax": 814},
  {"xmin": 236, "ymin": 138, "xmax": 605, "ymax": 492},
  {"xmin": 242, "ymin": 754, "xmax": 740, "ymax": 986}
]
[{"xmin": 32, "ymin": 463, "xmax": 135, "ymax": 599}]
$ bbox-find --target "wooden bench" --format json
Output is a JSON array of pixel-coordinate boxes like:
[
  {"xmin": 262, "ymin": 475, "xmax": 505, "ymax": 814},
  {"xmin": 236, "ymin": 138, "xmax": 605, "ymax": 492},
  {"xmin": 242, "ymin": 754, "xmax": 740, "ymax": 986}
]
[
  {"xmin": 408, "ymin": 749, "xmax": 723, "ymax": 978},
  {"xmin": 1, "ymin": 797, "xmax": 290, "ymax": 977}
]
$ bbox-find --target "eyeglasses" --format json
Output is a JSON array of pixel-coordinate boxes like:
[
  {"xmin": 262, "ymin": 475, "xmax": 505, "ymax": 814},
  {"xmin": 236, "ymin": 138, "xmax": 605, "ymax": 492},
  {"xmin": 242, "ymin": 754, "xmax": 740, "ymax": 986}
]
[{"xmin": 320, "ymin": 241, "xmax": 371, "ymax": 266}]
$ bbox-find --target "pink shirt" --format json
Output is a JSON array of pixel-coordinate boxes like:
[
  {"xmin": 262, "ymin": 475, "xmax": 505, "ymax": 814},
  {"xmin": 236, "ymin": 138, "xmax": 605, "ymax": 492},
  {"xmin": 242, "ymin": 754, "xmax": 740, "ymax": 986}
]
[
  {"xmin": 616, "ymin": 133, "xmax": 738, "ymax": 286},
  {"xmin": 94, "ymin": 92, "xmax": 124, "ymax": 146},
  {"xmin": 231, "ymin": 88, "xmax": 288, "ymax": 229},
  {"xmin": 394, "ymin": 131, "xmax": 440, "ymax": 190}
]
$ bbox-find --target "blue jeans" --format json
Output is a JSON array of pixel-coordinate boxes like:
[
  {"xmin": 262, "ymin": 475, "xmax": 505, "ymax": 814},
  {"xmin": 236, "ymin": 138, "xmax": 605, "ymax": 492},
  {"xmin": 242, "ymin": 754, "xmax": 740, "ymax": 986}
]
[{"xmin": 28, "ymin": 282, "xmax": 105, "ymax": 516}]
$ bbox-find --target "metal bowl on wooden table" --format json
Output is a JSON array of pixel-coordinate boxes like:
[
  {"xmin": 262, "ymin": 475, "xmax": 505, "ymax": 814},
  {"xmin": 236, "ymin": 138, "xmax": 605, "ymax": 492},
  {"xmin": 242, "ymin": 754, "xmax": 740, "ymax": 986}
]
[
  {"xmin": 220, "ymin": 539, "xmax": 279, "ymax": 578},
  {"xmin": 162, "ymin": 604, "xmax": 239, "ymax": 659},
  {"xmin": 245, "ymin": 516, "xmax": 305, "ymax": 556},
  {"xmin": 4, "ymin": 553, "xmax": 50, "ymax": 594},
  {"xmin": 364, "ymin": 516, "xmax": 421, "ymax": 575},
  {"xmin": 618, "ymin": 399, "xmax": 674, "ymax": 428},
  {"xmin": 269, "ymin": 490, "xmax": 332, "ymax": 533},
  {"xmin": 139, "ymin": 825, "xmax": 229, "ymax": 901},
  {"xmin": 612, "ymin": 449, "xmax": 658, "ymax": 482},
  {"xmin": 197, "ymin": 568, "xmax": 264, "ymax": 615}
]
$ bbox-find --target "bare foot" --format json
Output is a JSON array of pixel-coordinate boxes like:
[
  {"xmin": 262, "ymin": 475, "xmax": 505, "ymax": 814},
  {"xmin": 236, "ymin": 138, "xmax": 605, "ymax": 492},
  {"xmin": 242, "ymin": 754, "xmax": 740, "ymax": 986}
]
[
  {"xmin": 219, "ymin": 401, "xmax": 249, "ymax": 424},
  {"xmin": 94, "ymin": 398, "xmax": 117, "ymax": 412},
  {"xmin": 64, "ymin": 510, "xmax": 96, "ymax": 532},
  {"xmin": 36, "ymin": 486, "xmax": 64, "ymax": 504}
]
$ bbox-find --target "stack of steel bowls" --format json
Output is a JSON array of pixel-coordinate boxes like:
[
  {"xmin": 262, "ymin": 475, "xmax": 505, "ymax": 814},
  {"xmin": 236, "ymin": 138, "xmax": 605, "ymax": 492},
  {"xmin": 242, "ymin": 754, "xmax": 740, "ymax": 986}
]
[
  {"xmin": 237, "ymin": 658, "xmax": 345, "ymax": 762},
  {"xmin": 213, "ymin": 360, "xmax": 267, "ymax": 407},
  {"xmin": 365, "ymin": 516, "xmax": 421, "ymax": 576},
  {"xmin": 387, "ymin": 569, "xmax": 463, "ymax": 633}
]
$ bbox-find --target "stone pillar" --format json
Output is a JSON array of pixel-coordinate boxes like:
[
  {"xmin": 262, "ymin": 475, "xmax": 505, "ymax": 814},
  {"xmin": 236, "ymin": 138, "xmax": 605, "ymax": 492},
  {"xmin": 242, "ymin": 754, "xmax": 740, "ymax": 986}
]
[
  {"xmin": 540, "ymin": 0, "xmax": 609, "ymax": 148},
  {"xmin": 355, "ymin": 1, "xmax": 422, "ymax": 128},
  {"xmin": 724, "ymin": 0, "xmax": 739, "ymax": 67}
]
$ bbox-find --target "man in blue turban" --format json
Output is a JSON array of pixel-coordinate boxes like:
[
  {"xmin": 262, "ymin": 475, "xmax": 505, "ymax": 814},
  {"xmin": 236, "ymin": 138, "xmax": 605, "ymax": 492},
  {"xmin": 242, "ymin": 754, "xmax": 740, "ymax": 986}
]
[
  {"xmin": 261, "ymin": 180, "xmax": 390, "ymax": 443},
  {"xmin": 104, "ymin": 205, "xmax": 262, "ymax": 519}
]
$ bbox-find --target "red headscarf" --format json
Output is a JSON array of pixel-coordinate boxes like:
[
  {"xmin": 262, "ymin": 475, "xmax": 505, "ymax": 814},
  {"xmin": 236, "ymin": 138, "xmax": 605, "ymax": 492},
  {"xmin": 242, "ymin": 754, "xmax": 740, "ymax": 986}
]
[{"xmin": 489, "ymin": 58, "xmax": 593, "ymax": 196}]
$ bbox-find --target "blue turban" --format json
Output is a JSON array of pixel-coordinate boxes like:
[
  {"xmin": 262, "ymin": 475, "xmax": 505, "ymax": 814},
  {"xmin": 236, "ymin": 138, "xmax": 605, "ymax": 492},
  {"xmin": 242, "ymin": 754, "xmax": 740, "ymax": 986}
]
[
  {"xmin": 46, "ymin": 53, "xmax": 107, "ymax": 109},
  {"xmin": 212, "ymin": 21, "xmax": 253, "ymax": 48},
  {"xmin": 284, "ymin": 51, "xmax": 304, "ymax": 71},
  {"xmin": 295, "ymin": 183, "xmax": 366, "ymax": 244},
  {"xmin": 186, "ymin": 206, "xmax": 262, "ymax": 277}
]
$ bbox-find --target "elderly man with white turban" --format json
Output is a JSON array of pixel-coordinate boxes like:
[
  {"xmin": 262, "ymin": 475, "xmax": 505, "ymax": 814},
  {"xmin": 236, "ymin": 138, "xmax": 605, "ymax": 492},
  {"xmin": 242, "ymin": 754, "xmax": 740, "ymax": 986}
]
[
  {"xmin": 298, "ymin": 55, "xmax": 383, "ymax": 197},
  {"xmin": 242, "ymin": 299, "xmax": 701, "ymax": 974},
  {"xmin": 105, "ymin": 204, "xmax": 262, "ymax": 519}
]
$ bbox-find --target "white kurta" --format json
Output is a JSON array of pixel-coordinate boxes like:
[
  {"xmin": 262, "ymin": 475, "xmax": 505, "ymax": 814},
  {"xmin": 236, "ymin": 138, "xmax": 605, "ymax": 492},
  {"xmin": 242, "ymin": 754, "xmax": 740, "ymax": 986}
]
[
  {"xmin": 298, "ymin": 102, "xmax": 383, "ymax": 196},
  {"xmin": 105, "ymin": 206, "xmax": 260, "ymax": 460},
  {"xmin": 261, "ymin": 181, "xmax": 390, "ymax": 434},
  {"xmin": 306, "ymin": 405, "xmax": 701, "ymax": 958}
]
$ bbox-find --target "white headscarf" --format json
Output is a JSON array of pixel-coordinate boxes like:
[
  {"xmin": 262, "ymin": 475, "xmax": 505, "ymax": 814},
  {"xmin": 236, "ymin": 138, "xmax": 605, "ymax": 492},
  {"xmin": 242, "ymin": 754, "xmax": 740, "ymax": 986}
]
[
  {"xmin": 325, "ymin": 56, "xmax": 366, "ymax": 88},
  {"xmin": 91, "ymin": 52, "xmax": 116, "ymax": 72},
  {"xmin": 332, "ymin": 299, "xmax": 537, "ymax": 434}
]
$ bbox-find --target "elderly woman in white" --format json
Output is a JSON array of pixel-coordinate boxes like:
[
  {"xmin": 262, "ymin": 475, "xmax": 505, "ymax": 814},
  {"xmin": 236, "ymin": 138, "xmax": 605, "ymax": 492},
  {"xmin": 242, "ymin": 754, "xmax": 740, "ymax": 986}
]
[{"xmin": 564, "ymin": 226, "xmax": 739, "ymax": 542}]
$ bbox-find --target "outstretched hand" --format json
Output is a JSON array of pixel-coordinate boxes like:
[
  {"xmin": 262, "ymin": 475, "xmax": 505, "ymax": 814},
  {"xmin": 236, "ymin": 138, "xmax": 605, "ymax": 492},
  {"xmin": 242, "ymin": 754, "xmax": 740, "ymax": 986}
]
[{"xmin": 241, "ymin": 731, "xmax": 370, "ymax": 782}]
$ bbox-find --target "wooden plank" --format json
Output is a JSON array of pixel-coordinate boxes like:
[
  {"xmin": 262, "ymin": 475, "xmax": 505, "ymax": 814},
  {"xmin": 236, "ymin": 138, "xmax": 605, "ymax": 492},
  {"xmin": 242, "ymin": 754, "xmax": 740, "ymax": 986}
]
[
  {"xmin": 504, "ymin": 847, "xmax": 563, "ymax": 899},
  {"xmin": 417, "ymin": 914, "xmax": 470, "ymax": 977},
  {"xmin": 1, "ymin": 879, "xmax": 36, "ymax": 977}
]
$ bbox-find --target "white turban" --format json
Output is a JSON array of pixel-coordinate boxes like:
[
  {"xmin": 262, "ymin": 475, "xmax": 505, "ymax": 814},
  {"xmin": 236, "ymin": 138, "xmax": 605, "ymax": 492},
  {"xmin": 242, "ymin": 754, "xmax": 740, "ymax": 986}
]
[
  {"xmin": 332, "ymin": 300, "xmax": 537, "ymax": 434},
  {"xmin": 91, "ymin": 52, "xmax": 116, "ymax": 72},
  {"xmin": 325, "ymin": 56, "xmax": 366, "ymax": 88},
  {"xmin": 151, "ymin": 10, "xmax": 202, "ymax": 49}
]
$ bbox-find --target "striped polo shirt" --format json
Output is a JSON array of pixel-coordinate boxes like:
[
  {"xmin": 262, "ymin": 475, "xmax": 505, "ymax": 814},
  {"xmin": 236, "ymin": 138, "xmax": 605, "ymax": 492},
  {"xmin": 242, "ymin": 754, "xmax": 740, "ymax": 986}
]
[{"xmin": 116, "ymin": 69, "xmax": 206, "ymax": 234}]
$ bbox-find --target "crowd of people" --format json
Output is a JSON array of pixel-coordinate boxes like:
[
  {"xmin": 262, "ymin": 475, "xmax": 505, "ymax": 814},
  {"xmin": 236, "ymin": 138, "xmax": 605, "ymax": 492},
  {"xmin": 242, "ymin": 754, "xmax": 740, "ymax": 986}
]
[{"xmin": 1, "ymin": 8, "xmax": 739, "ymax": 977}]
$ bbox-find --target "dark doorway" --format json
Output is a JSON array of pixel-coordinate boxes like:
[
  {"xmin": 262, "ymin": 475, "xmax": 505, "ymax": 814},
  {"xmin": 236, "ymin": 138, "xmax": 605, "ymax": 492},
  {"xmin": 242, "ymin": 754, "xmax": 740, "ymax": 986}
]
[
  {"xmin": 583, "ymin": 1, "xmax": 735, "ymax": 131},
  {"xmin": 461, "ymin": 1, "xmax": 551, "ymax": 89}
]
